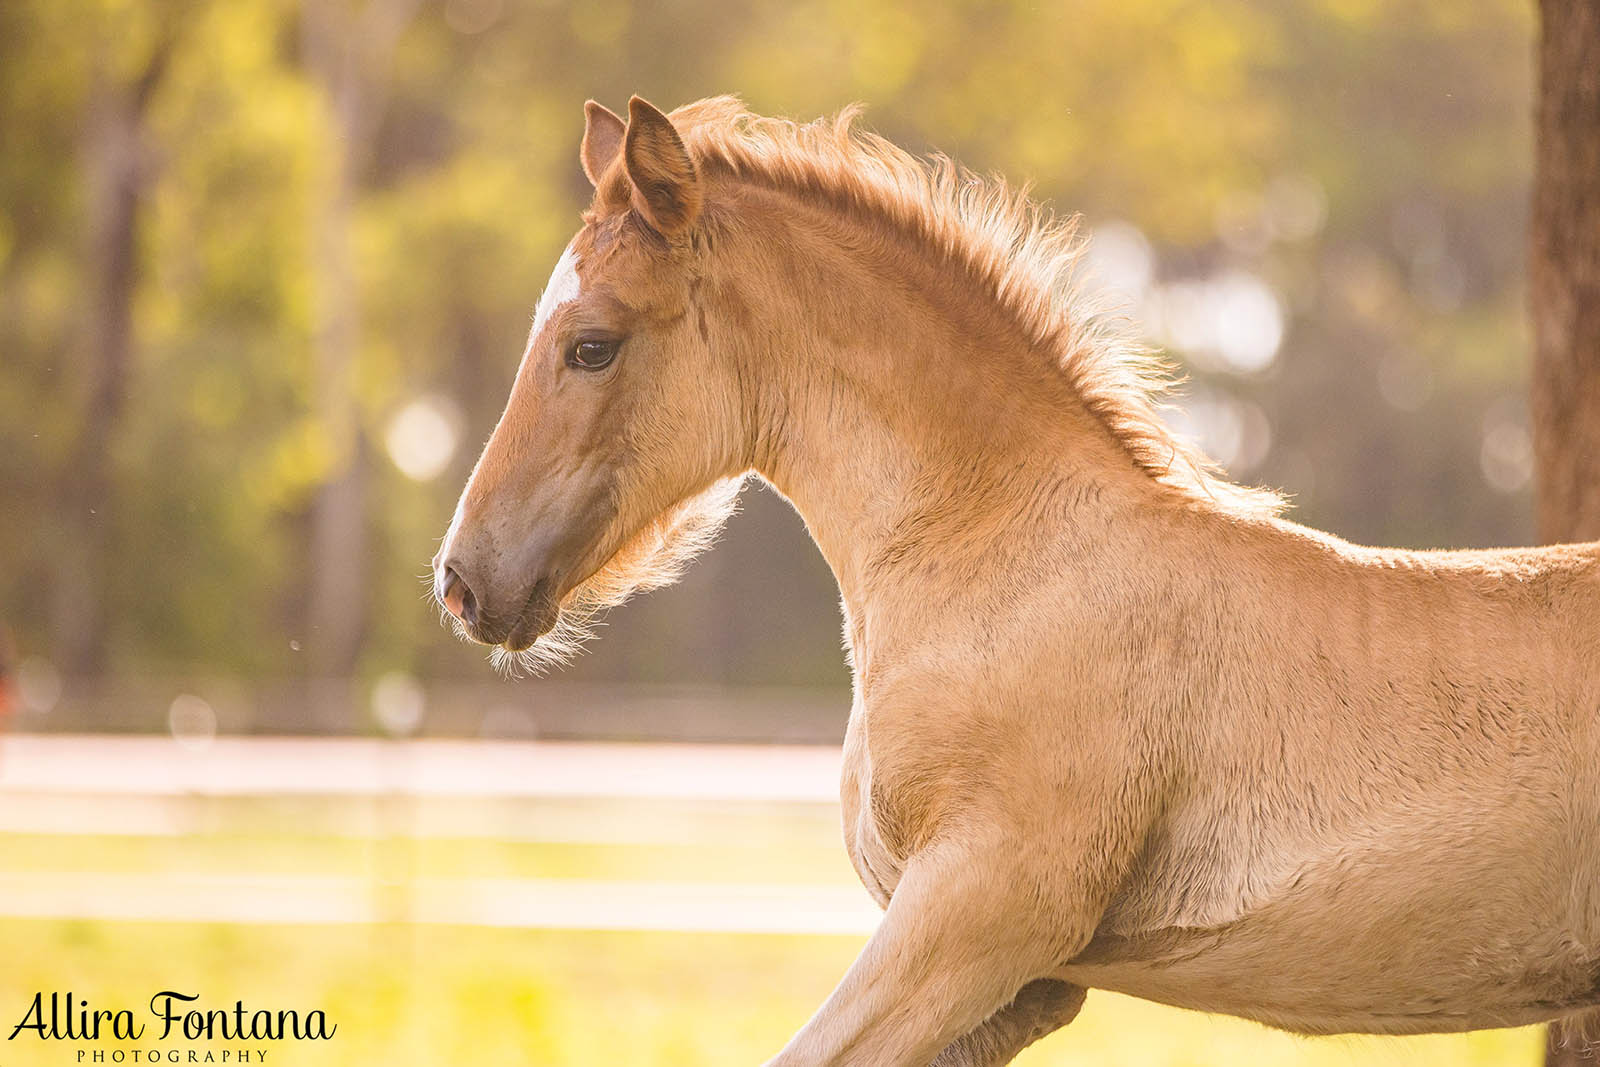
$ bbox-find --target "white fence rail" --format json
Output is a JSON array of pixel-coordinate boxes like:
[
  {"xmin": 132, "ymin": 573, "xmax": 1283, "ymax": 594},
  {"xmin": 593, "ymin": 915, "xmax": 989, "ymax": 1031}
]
[
  {"xmin": 0, "ymin": 735, "xmax": 878, "ymax": 935},
  {"xmin": 0, "ymin": 734, "xmax": 844, "ymax": 801}
]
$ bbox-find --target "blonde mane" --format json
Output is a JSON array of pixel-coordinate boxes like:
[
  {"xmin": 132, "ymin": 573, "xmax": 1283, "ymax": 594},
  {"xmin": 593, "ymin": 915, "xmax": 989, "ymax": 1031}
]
[{"xmin": 670, "ymin": 96, "xmax": 1285, "ymax": 519}]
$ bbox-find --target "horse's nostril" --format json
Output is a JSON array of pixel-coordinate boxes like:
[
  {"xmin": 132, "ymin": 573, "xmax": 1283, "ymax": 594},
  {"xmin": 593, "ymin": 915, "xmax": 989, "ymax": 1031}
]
[{"xmin": 438, "ymin": 565, "xmax": 479, "ymax": 627}]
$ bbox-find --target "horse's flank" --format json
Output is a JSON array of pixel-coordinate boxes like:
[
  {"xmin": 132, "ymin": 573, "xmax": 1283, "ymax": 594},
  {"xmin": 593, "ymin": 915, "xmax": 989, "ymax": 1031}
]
[{"xmin": 437, "ymin": 97, "xmax": 1600, "ymax": 1065}]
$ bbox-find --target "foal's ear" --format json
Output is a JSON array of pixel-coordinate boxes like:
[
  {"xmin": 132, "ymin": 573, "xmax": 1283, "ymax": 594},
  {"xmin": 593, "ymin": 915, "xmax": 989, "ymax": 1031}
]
[
  {"xmin": 623, "ymin": 96, "xmax": 701, "ymax": 236},
  {"xmin": 581, "ymin": 100, "xmax": 625, "ymax": 187}
]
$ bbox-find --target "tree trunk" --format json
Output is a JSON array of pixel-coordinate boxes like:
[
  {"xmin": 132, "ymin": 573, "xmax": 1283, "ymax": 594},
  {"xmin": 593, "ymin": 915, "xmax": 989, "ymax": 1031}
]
[
  {"xmin": 1531, "ymin": 0, "xmax": 1600, "ymax": 1062},
  {"xmin": 299, "ymin": 0, "xmax": 419, "ymax": 695},
  {"xmin": 1530, "ymin": 0, "xmax": 1600, "ymax": 545},
  {"xmin": 54, "ymin": 33, "xmax": 175, "ymax": 678},
  {"xmin": 302, "ymin": 6, "xmax": 368, "ymax": 681}
]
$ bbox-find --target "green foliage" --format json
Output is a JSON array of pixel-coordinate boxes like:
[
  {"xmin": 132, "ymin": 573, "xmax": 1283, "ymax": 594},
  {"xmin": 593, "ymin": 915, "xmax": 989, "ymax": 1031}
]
[{"xmin": 0, "ymin": 0, "xmax": 1537, "ymax": 690}]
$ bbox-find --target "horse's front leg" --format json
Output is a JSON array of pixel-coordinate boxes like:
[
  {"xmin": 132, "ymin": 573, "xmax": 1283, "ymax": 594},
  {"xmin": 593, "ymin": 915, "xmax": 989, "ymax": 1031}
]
[
  {"xmin": 764, "ymin": 841, "xmax": 1093, "ymax": 1067},
  {"xmin": 929, "ymin": 979, "xmax": 1086, "ymax": 1067}
]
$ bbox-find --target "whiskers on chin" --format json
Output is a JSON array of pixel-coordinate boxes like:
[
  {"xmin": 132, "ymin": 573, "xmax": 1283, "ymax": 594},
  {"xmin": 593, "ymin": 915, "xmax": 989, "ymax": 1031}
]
[{"xmin": 484, "ymin": 476, "xmax": 745, "ymax": 679}]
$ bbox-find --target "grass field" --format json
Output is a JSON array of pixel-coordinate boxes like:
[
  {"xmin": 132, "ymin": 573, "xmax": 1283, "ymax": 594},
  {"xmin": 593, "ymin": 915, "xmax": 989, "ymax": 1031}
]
[
  {"xmin": 0, "ymin": 787, "xmax": 1548, "ymax": 1066},
  {"xmin": 0, "ymin": 919, "xmax": 1545, "ymax": 1067}
]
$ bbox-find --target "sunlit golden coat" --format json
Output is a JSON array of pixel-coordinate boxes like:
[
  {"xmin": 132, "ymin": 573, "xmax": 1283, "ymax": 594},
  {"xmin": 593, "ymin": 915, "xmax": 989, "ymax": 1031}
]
[{"xmin": 433, "ymin": 96, "xmax": 1600, "ymax": 1067}]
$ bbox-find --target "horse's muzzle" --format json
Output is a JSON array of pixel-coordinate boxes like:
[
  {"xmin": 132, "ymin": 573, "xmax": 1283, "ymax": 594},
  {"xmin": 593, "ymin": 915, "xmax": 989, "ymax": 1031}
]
[
  {"xmin": 435, "ymin": 564, "xmax": 477, "ymax": 628},
  {"xmin": 433, "ymin": 555, "xmax": 559, "ymax": 650}
]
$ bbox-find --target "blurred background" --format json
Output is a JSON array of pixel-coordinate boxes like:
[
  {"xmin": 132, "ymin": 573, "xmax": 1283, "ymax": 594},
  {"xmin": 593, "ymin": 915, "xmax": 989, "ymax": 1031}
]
[{"xmin": 0, "ymin": 0, "xmax": 1547, "ymax": 1063}]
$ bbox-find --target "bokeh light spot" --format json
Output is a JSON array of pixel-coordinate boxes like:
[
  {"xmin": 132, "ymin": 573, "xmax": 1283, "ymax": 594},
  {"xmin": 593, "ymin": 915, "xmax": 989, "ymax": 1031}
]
[
  {"xmin": 169, "ymin": 694, "xmax": 218, "ymax": 751},
  {"xmin": 372, "ymin": 672, "xmax": 426, "ymax": 737},
  {"xmin": 1480, "ymin": 401, "xmax": 1533, "ymax": 494},
  {"xmin": 1086, "ymin": 220, "xmax": 1155, "ymax": 304},
  {"xmin": 17, "ymin": 658, "xmax": 62, "ymax": 715},
  {"xmin": 385, "ymin": 396, "xmax": 461, "ymax": 482}
]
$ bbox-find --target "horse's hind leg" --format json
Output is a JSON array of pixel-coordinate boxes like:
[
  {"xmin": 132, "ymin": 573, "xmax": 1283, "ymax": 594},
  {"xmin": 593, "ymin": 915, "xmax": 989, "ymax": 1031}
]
[{"xmin": 929, "ymin": 980, "xmax": 1085, "ymax": 1067}]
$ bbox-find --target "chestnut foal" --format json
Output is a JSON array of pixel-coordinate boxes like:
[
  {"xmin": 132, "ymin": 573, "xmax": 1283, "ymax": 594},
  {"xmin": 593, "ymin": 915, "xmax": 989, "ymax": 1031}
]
[{"xmin": 434, "ymin": 96, "xmax": 1600, "ymax": 1066}]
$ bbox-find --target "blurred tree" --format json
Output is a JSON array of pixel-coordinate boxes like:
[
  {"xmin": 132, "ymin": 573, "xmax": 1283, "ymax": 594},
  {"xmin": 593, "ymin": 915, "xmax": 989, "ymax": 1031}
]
[
  {"xmin": 301, "ymin": 0, "xmax": 421, "ymax": 690},
  {"xmin": 55, "ymin": 6, "xmax": 184, "ymax": 676},
  {"xmin": 0, "ymin": 0, "xmax": 1548, "ymax": 723},
  {"xmin": 1532, "ymin": 1, "xmax": 1600, "ymax": 1064},
  {"xmin": 1529, "ymin": 0, "xmax": 1600, "ymax": 547}
]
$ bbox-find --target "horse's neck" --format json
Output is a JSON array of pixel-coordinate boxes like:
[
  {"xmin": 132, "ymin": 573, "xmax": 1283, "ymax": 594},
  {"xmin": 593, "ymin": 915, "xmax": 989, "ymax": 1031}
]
[{"xmin": 718, "ymin": 192, "xmax": 1168, "ymax": 637}]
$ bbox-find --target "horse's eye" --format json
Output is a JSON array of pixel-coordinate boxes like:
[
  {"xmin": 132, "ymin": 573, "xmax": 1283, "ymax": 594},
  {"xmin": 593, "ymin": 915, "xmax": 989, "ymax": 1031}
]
[{"xmin": 567, "ymin": 339, "xmax": 619, "ymax": 371}]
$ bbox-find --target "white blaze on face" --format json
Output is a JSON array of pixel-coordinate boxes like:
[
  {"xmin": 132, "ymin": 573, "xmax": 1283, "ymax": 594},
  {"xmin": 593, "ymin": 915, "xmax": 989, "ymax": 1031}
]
[
  {"xmin": 441, "ymin": 242, "xmax": 585, "ymax": 564},
  {"xmin": 527, "ymin": 242, "xmax": 584, "ymax": 354}
]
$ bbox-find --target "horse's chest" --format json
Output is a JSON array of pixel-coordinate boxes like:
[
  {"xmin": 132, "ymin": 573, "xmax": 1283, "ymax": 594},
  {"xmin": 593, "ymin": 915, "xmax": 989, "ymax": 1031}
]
[{"xmin": 839, "ymin": 714, "xmax": 904, "ymax": 908}]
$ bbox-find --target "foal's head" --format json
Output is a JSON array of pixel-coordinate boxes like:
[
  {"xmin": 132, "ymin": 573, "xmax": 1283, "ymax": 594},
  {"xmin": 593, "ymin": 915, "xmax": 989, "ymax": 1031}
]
[
  {"xmin": 433, "ymin": 95, "xmax": 1286, "ymax": 669},
  {"xmin": 432, "ymin": 97, "xmax": 740, "ymax": 671}
]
